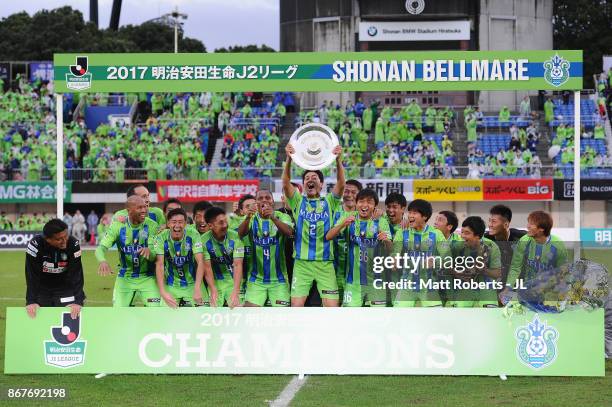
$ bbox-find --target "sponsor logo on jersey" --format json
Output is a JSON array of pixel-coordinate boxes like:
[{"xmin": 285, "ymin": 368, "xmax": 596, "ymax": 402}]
[{"xmin": 42, "ymin": 261, "xmax": 66, "ymax": 274}]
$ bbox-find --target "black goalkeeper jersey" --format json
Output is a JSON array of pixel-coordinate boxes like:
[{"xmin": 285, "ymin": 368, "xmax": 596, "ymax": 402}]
[{"xmin": 25, "ymin": 235, "xmax": 86, "ymax": 306}]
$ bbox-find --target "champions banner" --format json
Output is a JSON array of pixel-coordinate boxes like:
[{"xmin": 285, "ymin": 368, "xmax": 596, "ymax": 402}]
[
  {"xmin": 53, "ymin": 50, "xmax": 582, "ymax": 92},
  {"xmin": 4, "ymin": 308, "xmax": 603, "ymax": 375},
  {"xmin": 157, "ymin": 180, "xmax": 259, "ymax": 202}
]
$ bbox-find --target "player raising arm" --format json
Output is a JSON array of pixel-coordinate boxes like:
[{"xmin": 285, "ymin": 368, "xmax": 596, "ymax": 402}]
[{"xmin": 282, "ymin": 142, "xmax": 345, "ymax": 307}]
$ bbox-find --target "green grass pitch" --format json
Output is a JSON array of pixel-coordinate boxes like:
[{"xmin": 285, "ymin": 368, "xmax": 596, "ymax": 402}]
[{"xmin": 0, "ymin": 249, "xmax": 610, "ymax": 407}]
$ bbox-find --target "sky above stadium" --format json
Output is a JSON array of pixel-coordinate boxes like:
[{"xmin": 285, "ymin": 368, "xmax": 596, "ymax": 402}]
[{"xmin": 0, "ymin": 0, "xmax": 279, "ymax": 51}]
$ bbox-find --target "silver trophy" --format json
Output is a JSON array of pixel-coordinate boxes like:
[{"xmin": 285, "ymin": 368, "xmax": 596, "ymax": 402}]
[{"xmin": 289, "ymin": 123, "xmax": 339, "ymax": 170}]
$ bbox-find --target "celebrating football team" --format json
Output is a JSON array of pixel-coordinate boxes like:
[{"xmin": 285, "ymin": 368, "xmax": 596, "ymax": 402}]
[{"xmin": 26, "ymin": 171, "xmax": 570, "ymax": 315}]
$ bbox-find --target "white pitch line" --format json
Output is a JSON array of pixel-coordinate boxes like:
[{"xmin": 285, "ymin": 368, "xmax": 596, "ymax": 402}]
[
  {"xmin": 0, "ymin": 297, "xmax": 111, "ymax": 305},
  {"xmin": 270, "ymin": 375, "xmax": 308, "ymax": 407}
]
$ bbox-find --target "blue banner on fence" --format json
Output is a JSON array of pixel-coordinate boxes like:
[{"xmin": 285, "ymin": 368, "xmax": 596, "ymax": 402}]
[
  {"xmin": 581, "ymin": 228, "xmax": 612, "ymax": 248},
  {"xmin": 29, "ymin": 61, "xmax": 54, "ymax": 82}
]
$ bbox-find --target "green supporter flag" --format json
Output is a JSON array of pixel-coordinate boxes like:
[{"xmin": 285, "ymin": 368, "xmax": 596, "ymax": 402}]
[
  {"xmin": 96, "ymin": 218, "xmax": 159, "ymax": 280},
  {"xmin": 154, "ymin": 228, "xmax": 203, "ymax": 288},
  {"xmin": 201, "ymin": 229, "xmax": 245, "ymax": 281},
  {"xmin": 246, "ymin": 211, "xmax": 293, "ymax": 284},
  {"xmin": 335, "ymin": 213, "xmax": 392, "ymax": 286},
  {"xmin": 286, "ymin": 191, "xmax": 342, "ymax": 262},
  {"xmin": 113, "ymin": 206, "xmax": 166, "ymax": 228},
  {"xmin": 506, "ymin": 234, "xmax": 569, "ymax": 287}
]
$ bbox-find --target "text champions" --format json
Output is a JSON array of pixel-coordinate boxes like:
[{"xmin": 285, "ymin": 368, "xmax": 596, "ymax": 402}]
[{"xmin": 332, "ymin": 59, "xmax": 529, "ymax": 83}]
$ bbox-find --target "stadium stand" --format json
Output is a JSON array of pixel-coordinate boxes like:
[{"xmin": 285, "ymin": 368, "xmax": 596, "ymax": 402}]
[
  {"xmin": 550, "ymin": 99, "xmax": 601, "ymax": 128},
  {"xmin": 295, "ymin": 100, "xmax": 457, "ymax": 178},
  {"xmin": 1, "ymin": 71, "xmax": 611, "ymax": 183}
]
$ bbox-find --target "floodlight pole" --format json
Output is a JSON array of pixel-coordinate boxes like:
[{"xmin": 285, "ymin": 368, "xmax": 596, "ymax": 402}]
[
  {"xmin": 56, "ymin": 93, "xmax": 64, "ymax": 219},
  {"xmin": 174, "ymin": 24, "xmax": 178, "ymax": 53},
  {"xmin": 573, "ymin": 90, "xmax": 581, "ymax": 261},
  {"xmin": 162, "ymin": 6, "xmax": 187, "ymax": 54}
]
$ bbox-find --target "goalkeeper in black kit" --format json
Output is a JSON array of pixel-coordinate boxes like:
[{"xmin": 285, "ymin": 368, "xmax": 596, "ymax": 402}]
[{"xmin": 25, "ymin": 219, "xmax": 86, "ymax": 319}]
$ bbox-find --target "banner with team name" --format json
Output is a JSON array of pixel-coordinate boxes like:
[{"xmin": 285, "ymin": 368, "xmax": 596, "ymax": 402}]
[
  {"xmin": 156, "ymin": 180, "xmax": 259, "ymax": 202},
  {"xmin": 53, "ymin": 50, "xmax": 582, "ymax": 92},
  {"xmin": 0, "ymin": 182, "xmax": 72, "ymax": 203},
  {"xmin": 4, "ymin": 308, "xmax": 603, "ymax": 375}
]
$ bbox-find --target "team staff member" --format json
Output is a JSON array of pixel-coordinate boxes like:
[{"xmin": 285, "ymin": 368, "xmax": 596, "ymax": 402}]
[{"xmin": 25, "ymin": 219, "xmax": 85, "ymax": 319}]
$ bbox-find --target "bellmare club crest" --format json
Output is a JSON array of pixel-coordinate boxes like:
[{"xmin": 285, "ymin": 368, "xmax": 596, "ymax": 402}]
[
  {"xmin": 515, "ymin": 314, "xmax": 559, "ymax": 369},
  {"xmin": 44, "ymin": 312, "xmax": 87, "ymax": 368},
  {"xmin": 66, "ymin": 56, "xmax": 92, "ymax": 91},
  {"xmin": 543, "ymin": 54, "xmax": 570, "ymax": 87}
]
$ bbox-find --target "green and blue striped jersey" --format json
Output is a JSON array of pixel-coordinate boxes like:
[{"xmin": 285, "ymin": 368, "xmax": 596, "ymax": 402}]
[
  {"xmin": 286, "ymin": 191, "xmax": 342, "ymax": 261},
  {"xmin": 451, "ymin": 237, "xmax": 502, "ymax": 280},
  {"xmin": 229, "ymin": 214, "xmax": 252, "ymax": 277},
  {"xmin": 507, "ymin": 234, "xmax": 568, "ymax": 286},
  {"xmin": 393, "ymin": 224, "xmax": 451, "ymax": 290},
  {"xmin": 383, "ymin": 215, "xmax": 402, "ymax": 240},
  {"xmin": 228, "ymin": 214, "xmax": 246, "ymax": 231},
  {"xmin": 98, "ymin": 218, "xmax": 158, "ymax": 279},
  {"xmin": 247, "ymin": 211, "xmax": 293, "ymax": 284},
  {"xmin": 154, "ymin": 228, "xmax": 203, "ymax": 288},
  {"xmin": 393, "ymin": 224, "xmax": 451, "ymax": 259},
  {"xmin": 332, "ymin": 209, "xmax": 349, "ymax": 279},
  {"xmin": 335, "ymin": 214, "xmax": 391, "ymax": 286},
  {"xmin": 202, "ymin": 229, "xmax": 245, "ymax": 281}
]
